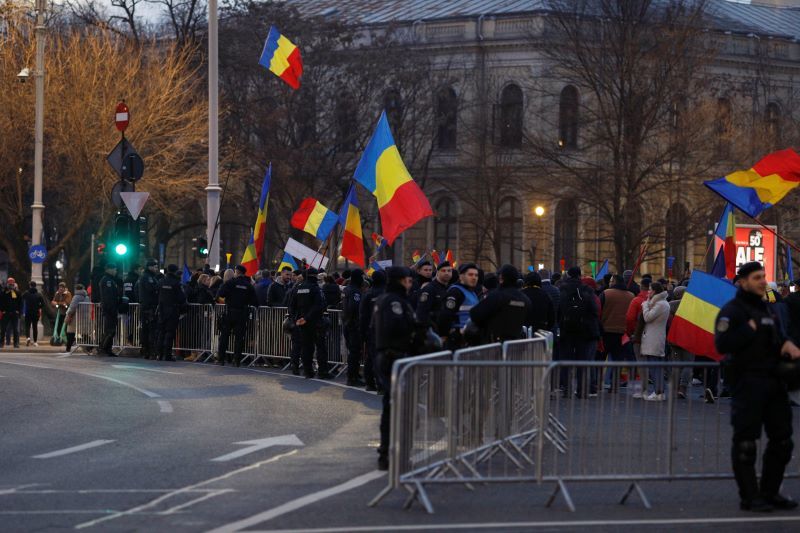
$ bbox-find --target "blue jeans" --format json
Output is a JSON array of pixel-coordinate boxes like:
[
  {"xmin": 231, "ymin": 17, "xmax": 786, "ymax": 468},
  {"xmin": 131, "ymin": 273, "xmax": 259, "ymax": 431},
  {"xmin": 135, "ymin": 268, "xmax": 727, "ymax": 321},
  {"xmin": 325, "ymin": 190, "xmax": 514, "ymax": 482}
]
[{"xmin": 646, "ymin": 355, "xmax": 665, "ymax": 394}]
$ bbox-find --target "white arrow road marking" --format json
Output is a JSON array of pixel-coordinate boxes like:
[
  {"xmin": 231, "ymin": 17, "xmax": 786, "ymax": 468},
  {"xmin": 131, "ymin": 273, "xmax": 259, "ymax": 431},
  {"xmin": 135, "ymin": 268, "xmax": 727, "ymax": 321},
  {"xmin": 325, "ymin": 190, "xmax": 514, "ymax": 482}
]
[
  {"xmin": 211, "ymin": 435, "xmax": 304, "ymax": 462},
  {"xmin": 157, "ymin": 400, "xmax": 173, "ymax": 413},
  {"xmin": 112, "ymin": 364, "xmax": 183, "ymax": 375},
  {"xmin": 32, "ymin": 440, "xmax": 115, "ymax": 459}
]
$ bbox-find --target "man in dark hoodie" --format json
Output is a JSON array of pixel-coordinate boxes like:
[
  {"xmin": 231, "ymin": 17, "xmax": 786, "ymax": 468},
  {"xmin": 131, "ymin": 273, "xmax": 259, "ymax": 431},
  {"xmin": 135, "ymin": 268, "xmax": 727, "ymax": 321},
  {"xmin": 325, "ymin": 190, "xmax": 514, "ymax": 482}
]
[
  {"xmin": 267, "ymin": 266, "xmax": 293, "ymax": 307},
  {"xmin": 156, "ymin": 264, "xmax": 187, "ymax": 361},
  {"xmin": 360, "ymin": 270, "xmax": 386, "ymax": 392},
  {"xmin": 342, "ymin": 269, "xmax": 366, "ymax": 386},
  {"xmin": 559, "ymin": 266, "xmax": 601, "ymax": 397},
  {"xmin": 22, "ymin": 282, "xmax": 44, "ymax": 347},
  {"xmin": 522, "ymin": 271, "xmax": 555, "ymax": 332}
]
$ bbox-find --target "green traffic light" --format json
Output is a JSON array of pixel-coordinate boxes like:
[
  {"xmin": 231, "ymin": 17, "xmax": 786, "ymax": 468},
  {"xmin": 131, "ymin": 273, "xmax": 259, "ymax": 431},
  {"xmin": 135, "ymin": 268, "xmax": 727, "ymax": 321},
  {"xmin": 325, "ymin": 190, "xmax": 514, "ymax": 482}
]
[
  {"xmin": 200, "ymin": 247, "xmax": 208, "ymax": 256},
  {"xmin": 115, "ymin": 243, "xmax": 128, "ymax": 256}
]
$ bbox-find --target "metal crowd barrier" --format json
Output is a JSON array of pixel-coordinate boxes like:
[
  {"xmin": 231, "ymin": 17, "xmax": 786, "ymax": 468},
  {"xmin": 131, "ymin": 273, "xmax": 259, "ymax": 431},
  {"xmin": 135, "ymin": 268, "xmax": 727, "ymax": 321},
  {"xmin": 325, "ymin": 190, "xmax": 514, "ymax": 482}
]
[
  {"xmin": 74, "ymin": 302, "xmax": 344, "ymax": 366},
  {"xmin": 371, "ymin": 356, "xmax": 800, "ymax": 514}
]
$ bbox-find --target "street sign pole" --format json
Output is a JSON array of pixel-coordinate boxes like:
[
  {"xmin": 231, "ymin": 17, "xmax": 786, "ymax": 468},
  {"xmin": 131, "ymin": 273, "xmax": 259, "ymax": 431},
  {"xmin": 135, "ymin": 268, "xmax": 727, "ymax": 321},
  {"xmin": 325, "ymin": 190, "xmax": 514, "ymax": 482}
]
[{"xmin": 30, "ymin": 0, "xmax": 47, "ymax": 286}]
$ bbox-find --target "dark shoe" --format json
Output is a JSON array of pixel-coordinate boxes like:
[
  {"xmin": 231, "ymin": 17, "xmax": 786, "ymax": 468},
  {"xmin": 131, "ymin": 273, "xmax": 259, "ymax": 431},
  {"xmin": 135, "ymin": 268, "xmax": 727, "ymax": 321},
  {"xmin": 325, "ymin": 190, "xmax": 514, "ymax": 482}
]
[
  {"xmin": 740, "ymin": 498, "xmax": 774, "ymax": 512},
  {"xmin": 704, "ymin": 388, "xmax": 716, "ymax": 404},
  {"xmin": 347, "ymin": 378, "xmax": 366, "ymax": 387},
  {"xmin": 377, "ymin": 456, "xmax": 389, "ymax": 471},
  {"xmin": 765, "ymin": 494, "xmax": 799, "ymax": 510}
]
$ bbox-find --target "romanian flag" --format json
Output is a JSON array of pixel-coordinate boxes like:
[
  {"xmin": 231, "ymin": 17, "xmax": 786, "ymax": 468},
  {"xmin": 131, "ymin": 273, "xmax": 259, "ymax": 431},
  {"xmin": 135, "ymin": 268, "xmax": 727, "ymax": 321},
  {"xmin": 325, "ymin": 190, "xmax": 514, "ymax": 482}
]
[
  {"xmin": 431, "ymin": 250, "xmax": 441, "ymax": 266},
  {"xmin": 704, "ymin": 149, "xmax": 800, "ymax": 218},
  {"xmin": 713, "ymin": 203, "xmax": 736, "ymax": 279},
  {"xmin": 240, "ymin": 165, "xmax": 272, "ymax": 276},
  {"xmin": 278, "ymin": 252, "xmax": 299, "ymax": 272},
  {"xmin": 352, "ymin": 111, "xmax": 433, "ymax": 244},
  {"xmin": 258, "ymin": 26, "xmax": 303, "ymax": 90},
  {"xmin": 666, "ymin": 270, "xmax": 736, "ymax": 361},
  {"xmin": 445, "ymin": 249, "xmax": 454, "ymax": 265},
  {"xmin": 291, "ymin": 198, "xmax": 338, "ymax": 241},
  {"xmin": 412, "ymin": 250, "xmax": 421, "ymax": 264},
  {"xmin": 371, "ymin": 232, "xmax": 388, "ymax": 252},
  {"xmin": 709, "ymin": 246, "xmax": 727, "ymax": 279},
  {"xmin": 339, "ymin": 185, "xmax": 365, "ymax": 267},
  {"xmin": 366, "ymin": 261, "xmax": 383, "ymax": 276}
]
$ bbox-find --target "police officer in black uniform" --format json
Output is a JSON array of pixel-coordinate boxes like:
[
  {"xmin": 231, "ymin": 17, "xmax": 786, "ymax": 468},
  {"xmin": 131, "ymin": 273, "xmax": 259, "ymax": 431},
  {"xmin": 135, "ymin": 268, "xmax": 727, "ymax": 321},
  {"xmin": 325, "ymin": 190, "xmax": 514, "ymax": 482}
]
[
  {"xmin": 415, "ymin": 261, "xmax": 452, "ymax": 335},
  {"xmin": 360, "ymin": 270, "xmax": 386, "ymax": 392},
  {"xmin": 715, "ymin": 261, "xmax": 800, "ymax": 511},
  {"xmin": 285, "ymin": 270, "xmax": 304, "ymax": 374},
  {"xmin": 342, "ymin": 268, "xmax": 366, "ymax": 386},
  {"xmin": 437, "ymin": 263, "xmax": 481, "ymax": 349},
  {"xmin": 373, "ymin": 266, "xmax": 418, "ymax": 470},
  {"xmin": 99, "ymin": 263, "xmax": 121, "ymax": 356},
  {"xmin": 470, "ymin": 264, "xmax": 531, "ymax": 343},
  {"xmin": 216, "ymin": 265, "xmax": 257, "ymax": 367},
  {"xmin": 138, "ymin": 259, "xmax": 160, "ymax": 359},
  {"xmin": 123, "ymin": 265, "xmax": 141, "ymax": 303},
  {"xmin": 156, "ymin": 264, "xmax": 186, "ymax": 361},
  {"xmin": 288, "ymin": 268, "xmax": 328, "ymax": 378}
]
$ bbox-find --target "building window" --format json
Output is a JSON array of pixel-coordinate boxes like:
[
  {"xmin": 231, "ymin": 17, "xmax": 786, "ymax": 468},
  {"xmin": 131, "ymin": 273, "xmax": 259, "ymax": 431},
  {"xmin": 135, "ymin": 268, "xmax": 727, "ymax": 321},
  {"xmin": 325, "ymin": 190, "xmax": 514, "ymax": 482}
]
[
  {"xmin": 435, "ymin": 87, "xmax": 458, "ymax": 150},
  {"xmin": 665, "ymin": 203, "xmax": 688, "ymax": 277},
  {"xmin": 434, "ymin": 197, "xmax": 457, "ymax": 252},
  {"xmin": 554, "ymin": 200, "xmax": 578, "ymax": 270},
  {"xmin": 716, "ymin": 97, "xmax": 732, "ymax": 158},
  {"xmin": 384, "ymin": 88, "xmax": 403, "ymax": 130},
  {"xmin": 336, "ymin": 93, "xmax": 357, "ymax": 152},
  {"xmin": 499, "ymin": 84, "xmax": 523, "ymax": 147},
  {"xmin": 766, "ymin": 102, "xmax": 780, "ymax": 149},
  {"xmin": 558, "ymin": 85, "xmax": 579, "ymax": 149},
  {"xmin": 497, "ymin": 197, "xmax": 522, "ymax": 265}
]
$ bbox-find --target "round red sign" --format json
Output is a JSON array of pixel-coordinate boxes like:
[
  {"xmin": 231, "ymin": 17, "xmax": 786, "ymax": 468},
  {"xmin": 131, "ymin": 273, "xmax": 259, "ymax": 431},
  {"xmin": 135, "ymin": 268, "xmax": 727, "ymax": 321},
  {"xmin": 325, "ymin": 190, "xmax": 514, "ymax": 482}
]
[{"xmin": 115, "ymin": 101, "xmax": 129, "ymax": 132}]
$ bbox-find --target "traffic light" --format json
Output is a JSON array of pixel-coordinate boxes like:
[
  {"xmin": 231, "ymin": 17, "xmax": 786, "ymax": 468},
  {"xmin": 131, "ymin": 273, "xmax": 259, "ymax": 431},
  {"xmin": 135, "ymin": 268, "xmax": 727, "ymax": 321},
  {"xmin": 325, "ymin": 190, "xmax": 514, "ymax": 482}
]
[
  {"xmin": 197, "ymin": 236, "xmax": 209, "ymax": 257},
  {"xmin": 112, "ymin": 213, "xmax": 134, "ymax": 257}
]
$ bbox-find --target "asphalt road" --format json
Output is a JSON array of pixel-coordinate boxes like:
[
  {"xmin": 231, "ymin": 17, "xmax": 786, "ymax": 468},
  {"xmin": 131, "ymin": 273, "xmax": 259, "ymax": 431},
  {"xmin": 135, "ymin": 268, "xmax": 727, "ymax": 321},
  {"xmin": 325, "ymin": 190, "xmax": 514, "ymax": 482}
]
[{"xmin": 1, "ymin": 351, "xmax": 799, "ymax": 532}]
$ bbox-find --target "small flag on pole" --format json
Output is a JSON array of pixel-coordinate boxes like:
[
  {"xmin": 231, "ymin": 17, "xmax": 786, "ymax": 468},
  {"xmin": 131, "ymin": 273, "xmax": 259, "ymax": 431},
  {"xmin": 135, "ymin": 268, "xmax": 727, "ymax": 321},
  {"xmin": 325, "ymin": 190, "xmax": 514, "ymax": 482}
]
[
  {"xmin": 182, "ymin": 263, "xmax": 191, "ymax": 284},
  {"xmin": 258, "ymin": 26, "xmax": 303, "ymax": 89},
  {"xmin": 339, "ymin": 185, "xmax": 366, "ymax": 267},
  {"xmin": 371, "ymin": 232, "xmax": 388, "ymax": 252},
  {"xmin": 240, "ymin": 164, "xmax": 272, "ymax": 276},
  {"xmin": 291, "ymin": 198, "xmax": 339, "ymax": 241},
  {"xmin": 594, "ymin": 259, "xmax": 609, "ymax": 282}
]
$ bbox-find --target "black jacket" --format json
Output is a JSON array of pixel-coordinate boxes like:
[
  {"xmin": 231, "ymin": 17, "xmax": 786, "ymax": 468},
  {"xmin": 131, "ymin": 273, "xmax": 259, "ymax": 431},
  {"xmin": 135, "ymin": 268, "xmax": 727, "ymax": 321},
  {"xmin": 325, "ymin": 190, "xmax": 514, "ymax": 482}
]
[
  {"xmin": 322, "ymin": 282, "xmax": 341, "ymax": 309},
  {"xmin": 558, "ymin": 276, "xmax": 600, "ymax": 340},
  {"xmin": 374, "ymin": 285, "xmax": 416, "ymax": 354},
  {"xmin": 522, "ymin": 285, "xmax": 555, "ymax": 331},
  {"xmin": 158, "ymin": 273, "xmax": 187, "ymax": 318},
  {"xmin": 217, "ymin": 275, "xmax": 258, "ymax": 310},
  {"xmin": 138, "ymin": 270, "xmax": 160, "ymax": 308},
  {"xmin": 288, "ymin": 279, "xmax": 326, "ymax": 326},
  {"xmin": 0, "ymin": 288, "xmax": 22, "ymax": 314},
  {"xmin": 267, "ymin": 280, "xmax": 291, "ymax": 307},
  {"xmin": 22, "ymin": 288, "xmax": 44, "ymax": 318},
  {"xmin": 715, "ymin": 288, "xmax": 784, "ymax": 372},
  {"xmin": 359, "ymin": 284, "xmax": 385, "ymax": 339},
  {"xmin": 470, "ymin": 286, "xmax": 532, "ymax": 341},
  {"xmin": 99, "ymin": 274, "xmax": 121, "ymax": 315},
  {"xmin": 342, "ymin": 284, "xmax": 364, "ymax": 327}
]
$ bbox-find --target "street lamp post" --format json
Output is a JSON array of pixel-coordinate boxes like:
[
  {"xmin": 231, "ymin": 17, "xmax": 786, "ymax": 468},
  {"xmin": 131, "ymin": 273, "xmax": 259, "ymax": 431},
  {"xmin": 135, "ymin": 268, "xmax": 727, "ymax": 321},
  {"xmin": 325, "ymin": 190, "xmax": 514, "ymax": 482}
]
[
  {"xmin": 30, "ymin": 0, "xmax": 47, "ymax": 286},
  {"xmin": 206, "ymin": 0, "xmax": 221, "ymax": 271},
  {"xmin": 533, "ymin": 205, "xmax": 545, "ymax": 268}
]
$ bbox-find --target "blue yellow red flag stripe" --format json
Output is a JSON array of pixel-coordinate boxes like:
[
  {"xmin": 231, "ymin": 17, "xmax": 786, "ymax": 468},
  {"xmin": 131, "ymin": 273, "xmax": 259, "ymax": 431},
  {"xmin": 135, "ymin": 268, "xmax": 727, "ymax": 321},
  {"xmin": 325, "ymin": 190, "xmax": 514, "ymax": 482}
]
[
  {"xmin": 258, "ymin": 26, "xmax": 303, "ymax": 89},
  {"xmin": 240, "ymin": 165, "xmax": 272, "ymax": 276},
  {"xmin": 339, "ymin": 185, "xmax": 365, "ymax": 267},
  {"xmin": 291, "ymin": 198, "xmax": 338, "ymax": 241}
]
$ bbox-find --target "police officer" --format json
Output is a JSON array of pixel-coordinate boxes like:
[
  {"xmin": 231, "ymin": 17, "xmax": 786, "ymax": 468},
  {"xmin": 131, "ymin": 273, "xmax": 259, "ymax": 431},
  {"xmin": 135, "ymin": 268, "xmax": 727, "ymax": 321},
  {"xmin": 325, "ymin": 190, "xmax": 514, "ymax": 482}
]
[
  {"xmin": 373, "ymin": 266, "xmax": 418, "ymax": 470},
  {"xmin": 409, "ymin": 260, "xmax": 434, "ymax": 307},
  {"xmin": 156, "ymin": 264, "xmax": 186, "ymax": 361},
  {"xmin": 288, "ymin": 268, "xmax": 328, "ymax": 378},
  {"xmin": 360, "ymin": 270, "xmax": 386, "ymax": 392},
  {"xmin": 138, "ymin": 259, "xmax": 160, "ymax": 359},
  {"xmin": 415, "ymin": 261, "xmax": 452, "ymax": 336},
  {"xmin": 437, "ymin": 263, "xmax": 480, "ymax": 349},
  {"xmin": 99, "ymin": 263, "xmax": 121, "ymax": 356},
  {"xmin": 285, "ymin": 270, "xmax": 304, "ymax": 375},
  {"xmin": 715, "ymin": 261, "xmax": 800, "ymax": 511},
  {"xmin": 342, "ymin": 268, "xmax": 366, "ymax": 387},
  {"xmin": 216, "ymin": 265, "xmax": 257, "ymax": 367},
  {"xmin": 470, "ymin": 264, "xmax": 531, "ymax": 342},
  {"xmin": 123, "ymin": 264, "xmax": 141, "ymax": 303}
]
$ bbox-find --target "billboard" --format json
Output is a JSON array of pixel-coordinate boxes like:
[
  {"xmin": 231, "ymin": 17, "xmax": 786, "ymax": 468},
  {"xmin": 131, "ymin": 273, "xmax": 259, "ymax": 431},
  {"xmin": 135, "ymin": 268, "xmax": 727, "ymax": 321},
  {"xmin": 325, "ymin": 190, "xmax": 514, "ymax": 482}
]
[{"xmin": 734, "ymin": 224, "xmax": 777, "ymax": 282}]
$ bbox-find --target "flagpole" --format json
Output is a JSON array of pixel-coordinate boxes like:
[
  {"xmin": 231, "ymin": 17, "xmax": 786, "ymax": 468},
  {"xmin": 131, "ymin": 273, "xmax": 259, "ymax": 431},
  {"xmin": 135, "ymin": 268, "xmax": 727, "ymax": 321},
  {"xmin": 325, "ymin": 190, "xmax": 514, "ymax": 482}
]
[
  {"xmin": 627, "ymin": 239, "xmax": 649, "ymax": 289},
  {"xmin": 742, "ymin": 212, "xmax": 800, "ymax": 254}
]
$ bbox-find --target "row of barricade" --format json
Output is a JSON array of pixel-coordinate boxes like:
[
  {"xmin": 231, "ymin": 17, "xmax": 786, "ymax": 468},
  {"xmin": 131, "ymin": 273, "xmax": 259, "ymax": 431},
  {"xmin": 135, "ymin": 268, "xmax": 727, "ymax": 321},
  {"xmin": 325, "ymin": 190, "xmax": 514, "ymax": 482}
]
[
  {"xmin": 369, "ymin": 336, "xmax": 800, "ymax": 513},
  {"xmin": 74, "ymin": 302, "xmax": 345, "ymax": 369}
]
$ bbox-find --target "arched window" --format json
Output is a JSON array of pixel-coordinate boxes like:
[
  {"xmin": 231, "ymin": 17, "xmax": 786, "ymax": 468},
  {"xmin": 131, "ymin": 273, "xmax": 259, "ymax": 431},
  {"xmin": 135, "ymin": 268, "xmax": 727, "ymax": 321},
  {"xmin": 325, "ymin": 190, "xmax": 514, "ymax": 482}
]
[
  {"xmin": 499, "ymin": 84, "xmax": 523, "ymax": 147},
  {"xmin": 497, "ymin": 197, "xmax": 522, "ymax": 265},
  {"xmin": 554, "ymin": 200, "xmax": 578, "ymax": 270},
  {"xmin": 716, "ymin": 97, "xmax": 732, "ymax": 158},
  {"xmin": 558, "ymin": 85, "xmax": 579, "ymax": 149},
  {"xmin": 336, "ymin": 93, "xmax": 357, "ymax": 152},
  {"xmin": 665, "ymin": 203, "xmax": 688, "ymax": 277},
  {"xmin": 436, "ymin": 87, "xmax": 458, "ymax": 150},
  {"xmin": 384, "ymin": 88, "xmax": 403, "ymax": 129},
  {"xmin": 766, "ymin": 102, "xmax": 781, "ymax": 148},
  {"xmin": 434, "ymin": 197, "xmax": 458, "ymax": 252}
]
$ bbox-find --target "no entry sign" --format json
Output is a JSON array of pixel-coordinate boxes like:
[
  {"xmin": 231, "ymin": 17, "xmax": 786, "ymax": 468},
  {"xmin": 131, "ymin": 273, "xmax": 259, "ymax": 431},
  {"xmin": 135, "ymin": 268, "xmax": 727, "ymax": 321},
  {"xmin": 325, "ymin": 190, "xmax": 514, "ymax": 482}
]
[{"xmin": 115, "ymin": 101, "xmax": 129, "ymax": 132}]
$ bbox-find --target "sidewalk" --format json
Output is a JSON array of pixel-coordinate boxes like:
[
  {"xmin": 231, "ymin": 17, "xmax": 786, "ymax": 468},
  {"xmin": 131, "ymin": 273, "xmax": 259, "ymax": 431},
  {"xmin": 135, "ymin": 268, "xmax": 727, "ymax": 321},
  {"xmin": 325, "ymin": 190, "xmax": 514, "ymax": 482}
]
[{"xmin": 0, "ymin": 337, "xmax": 69, "ymax": 354}]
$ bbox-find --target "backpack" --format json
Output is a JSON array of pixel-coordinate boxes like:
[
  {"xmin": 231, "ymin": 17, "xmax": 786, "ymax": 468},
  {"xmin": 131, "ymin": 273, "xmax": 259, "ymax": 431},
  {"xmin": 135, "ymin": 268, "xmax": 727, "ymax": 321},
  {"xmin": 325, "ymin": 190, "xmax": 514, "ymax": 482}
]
[{"xmin": 561, "ymin": 288, "xmax": 588, "ymax": 335}]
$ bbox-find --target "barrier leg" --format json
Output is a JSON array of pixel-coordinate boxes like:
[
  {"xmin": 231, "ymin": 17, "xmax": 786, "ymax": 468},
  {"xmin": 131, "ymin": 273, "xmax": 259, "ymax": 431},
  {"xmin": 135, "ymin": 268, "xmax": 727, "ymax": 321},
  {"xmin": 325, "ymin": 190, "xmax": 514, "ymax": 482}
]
[
  {"xmin": 368, "ymin": 484, "xmax": 394, "ymax": 508},
  {"xmin": 545, "ymin": 478, "xmax": 576, "ymax": 512},
  {"xmin": 619, "ymin": 481, "xmax": 652, "ymax": 509}
]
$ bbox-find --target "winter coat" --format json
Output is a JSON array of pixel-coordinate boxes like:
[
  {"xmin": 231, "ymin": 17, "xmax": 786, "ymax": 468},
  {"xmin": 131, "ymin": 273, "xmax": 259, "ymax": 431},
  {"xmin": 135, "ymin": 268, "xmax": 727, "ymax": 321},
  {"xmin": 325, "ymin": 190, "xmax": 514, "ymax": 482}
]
[
  {"xmin": 600, "ymin": 285, "xmax": 634, "ymax": 334},
  {"xmin": 22, "ymin": 288, "xmax": 44, "ymax": 318},
  {"xmin": 640, "ymin": 291, "xmax": 670, "ymax": 357},
  {"xmin": 625, "ymin": 290, "xmax": 650, "ymax": 339},
  {"xmin": 65, "ymin": 289, "xmax": 88, "ymax": 333}
]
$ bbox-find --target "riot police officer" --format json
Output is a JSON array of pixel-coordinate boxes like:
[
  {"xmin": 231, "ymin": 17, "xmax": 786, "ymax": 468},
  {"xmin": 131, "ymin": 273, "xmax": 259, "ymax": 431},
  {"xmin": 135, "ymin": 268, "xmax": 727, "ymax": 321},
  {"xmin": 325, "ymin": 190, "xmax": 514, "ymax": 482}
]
[
  {"xmin": 715, "ymin": 261, "xmax": 800, "ymax": 511},
  {"xmin": 342, "ymin": 268, "xmax": 366, "ymax": 387},
  {"xmin": 99, "ymin": 263, "xmax": 121, "ymax": 356},
  {"xmin": 373, "ymin": 266, "xmax": 418, "ymax": 471},
  {"xmin": 288, "ymin": 268, "xmax": 328, "ymax": 378},
  {"xmin": 216, "ymin": 264, "xmax": 257, "ymax": 367},
  {"xmin": 124, "ymin": 265, "xmax": 141, "ymax": 303},
  {"xmin": 138, "ymin": 259, "xmax": 160, "ymax": 359},
  {"xmin": 437, "ymin": 263, "xmax": 480, "ymax": 349},
  {"xmin": 415, "ymin": 261, "xmax": 452, "ymax": 336},
  {"xmin": 156, "ymin": 264, "xmax": 186, "ymax": 361},
  {"xmin": 470, "ymin": 264, "xmax": 531, "ymax": 342},
  {"xmin": 360, "ymin": 270, "xmax": 386, "ymax": 392}
]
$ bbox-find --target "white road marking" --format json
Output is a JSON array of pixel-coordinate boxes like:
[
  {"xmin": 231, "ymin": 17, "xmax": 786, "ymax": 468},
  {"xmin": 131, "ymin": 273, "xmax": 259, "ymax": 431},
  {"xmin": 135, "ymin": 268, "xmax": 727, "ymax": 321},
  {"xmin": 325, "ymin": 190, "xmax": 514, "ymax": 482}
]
[
  {"xmin": 157, "ymin": 400, "xmax": 173, "ymax": 413},
  {"xmin": 112, "ymin": 364, "xmax": 183, "ymax": 375},
  {"xmin": 32, "ymin": 440, "xmax": 115, "ymax": 459},
  {"xmin": 206, "ymin": 470, "xmax": 386, "ymax": 533},
  {"xmin": 2, "ymin": 489, "xmax": 228, "ymax": 494},
  {"xmin": 0, "ymin": 510, "xmax": 182, "ymax": 515},
  {"xmin": 0, "ymin": 483, "xmax": 45, "ymax": 495},
  {"xmin": 74, "ymin": 449, "xmax": 298, "ymax": 529},
  {"xmin": 211, "ymin": 435, "xmax": 304, "ymax": 462},
  {"xmin": 246, "ymin": 515, "xmax": 800, "ymax": 532},
  {"xmin": 83, "ymin": 373, "xmax": 161, "ymax": 398},
  {"xmin": 56, "ymin": 352, "xmax": 74, "ymax": 358},
  {"xmin": 158, "ymin": 489, "xmax": 234, "ymax": 515}
]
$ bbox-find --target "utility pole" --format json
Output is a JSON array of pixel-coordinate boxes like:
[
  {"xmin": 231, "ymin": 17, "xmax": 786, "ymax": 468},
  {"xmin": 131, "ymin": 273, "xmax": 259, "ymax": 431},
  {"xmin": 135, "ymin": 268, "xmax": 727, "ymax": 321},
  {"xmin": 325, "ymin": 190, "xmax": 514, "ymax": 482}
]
[
  {"xmin": 206, "ymin": 0, "xmax": 221, "ymax": 271},
  {"xmin": 30, "ymin": 0, "xmax": 47, "ymax": 286}
]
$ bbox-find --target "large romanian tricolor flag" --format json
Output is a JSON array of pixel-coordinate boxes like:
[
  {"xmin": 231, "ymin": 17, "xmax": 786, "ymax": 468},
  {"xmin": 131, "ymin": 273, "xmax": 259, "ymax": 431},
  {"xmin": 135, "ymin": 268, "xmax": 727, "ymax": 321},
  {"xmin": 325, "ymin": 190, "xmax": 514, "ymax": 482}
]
[
  {"xmin": 353, "ymin": 111, "xmax": 433, "ymax": 244},
  {"xmin": 240, "ymin": 165, "xmax": 272, "ymax": 276},
  {"xmin": 258, "ymin": 26, "xmax": 303, "ymax": 89},
  {"xmin": 666, "ymin": 270, "xmax": 736, "ymax": 361},
  {"xmin": 704, "ymin": 149, "xmax": 800, "ymax": 218},
  {"xmin": 713, "ymin": 203, "xmax": 736, "ymax": 279},
  {"xmin": 291, "ymin": 198, "xmax": 338, "ymax": 241},
  {"xmin": 338, "ymin": 185, "xmax": 365, "ymax": 267}
]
